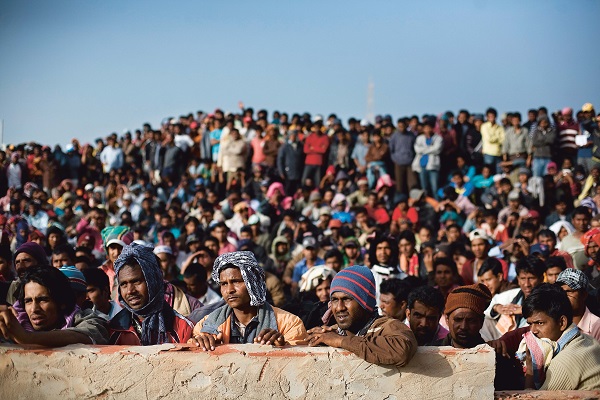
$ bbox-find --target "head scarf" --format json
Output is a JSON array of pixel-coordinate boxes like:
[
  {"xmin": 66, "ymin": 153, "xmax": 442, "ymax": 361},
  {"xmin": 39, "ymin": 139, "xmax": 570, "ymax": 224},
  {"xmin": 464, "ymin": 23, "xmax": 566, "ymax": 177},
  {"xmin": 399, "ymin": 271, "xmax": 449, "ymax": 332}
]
[
  {"xmin": 15, "ymin": 219, "xmax": 29, "ymax": 248},
  {"xmin": 299, "ymin": 266, "xmax": 336, "ymax": 293},
  {"xmin": 212, "ymin": 251, "xmax": 266, "ymax": 307},
  {"xmin": 113, "ymin": 243, "xmax": 168, "ymax": 345},
  {"xmin": 581, "ymin": 228, "xmax": 600, "ymax": 256},
  {"xmin": 101, "ymin": 225, "xmax": 131, "ymax": 249},
  {"xmin": 549, "ymin": 221, "xmax": 575, "ymax": 244}
]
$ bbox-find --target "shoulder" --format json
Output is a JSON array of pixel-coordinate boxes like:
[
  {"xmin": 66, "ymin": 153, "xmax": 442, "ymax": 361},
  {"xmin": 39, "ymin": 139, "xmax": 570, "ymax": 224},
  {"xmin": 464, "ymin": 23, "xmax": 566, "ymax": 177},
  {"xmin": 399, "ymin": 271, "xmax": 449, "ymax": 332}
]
[{"xmin": 272, "ymin": 306, "xmax": 304, "ymax": 324}]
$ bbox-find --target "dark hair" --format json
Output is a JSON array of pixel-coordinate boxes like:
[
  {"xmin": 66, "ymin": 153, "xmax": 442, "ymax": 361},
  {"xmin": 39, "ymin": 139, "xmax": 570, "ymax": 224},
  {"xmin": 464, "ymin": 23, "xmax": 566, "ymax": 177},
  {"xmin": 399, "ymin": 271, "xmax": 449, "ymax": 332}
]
[
  {"xmin": 523, "ymin": 284, "xmax": 573, "ymax": 326},
  {"xmin": 380, "ymin": 278, "xmax": 412, "ymax": 304},
  {"xmin": 408, "ymin": 285, "xmax": 445, "ymax": 313},
  {"xmin": 477, "ymin": 257, "xmax": 504, "ymax": 277},
  {"xmin": 82, "ymin": 268, "xmax": 109, "ymax": 291},
  {"xmin": 182, "ymin": 263, "xmax": 207, "ymax": 284},
  {"xmin": 572, "ymin": 206, "xmax": 591, "ymax": 219},
  {"xmin": 486, "ymin": 107, "xmax": 498, "ymax": 117},
  {"xmin": 519, "ymin": 221, "xmax": 536, "ymax": 233},
  {"xmin": 398, "ymin": 230, "xmax": 416, "ymax": 245},
  {"xmin": 515, "ymin": 255, "xmax": 546, "ymax": 278},
  {"xmin": 18, "ymin": 266, "xmax": 76, "ymax": 316},
  {"xmin": 324, "ymin": 249, "xmax": 343, "ymax": 263},
  {"xmin": 537, "ymin": 229, "xmax": 556, "ymax": 242},
  {"xmin": 369, "ymin": 236, "xmax": 399, "ymax": 266},
  {"xmin": 545, "ymin": 256, "xmax": 567, "ymax": 271},
  {"xmin": 52, "ymin": 244, "xmax": 75, "ymax": 260},
  {"xmin": 434, "ymin": 257, "xmax": 458, "ymax": 276}
]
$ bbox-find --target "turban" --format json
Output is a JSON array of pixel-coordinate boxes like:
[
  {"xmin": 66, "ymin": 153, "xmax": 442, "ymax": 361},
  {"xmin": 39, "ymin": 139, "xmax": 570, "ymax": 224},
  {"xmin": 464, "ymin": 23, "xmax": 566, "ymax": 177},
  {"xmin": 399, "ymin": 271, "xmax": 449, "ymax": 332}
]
[
  {"xmin": 114, "ymin": 243, "xmax": 168, "ymax": 345},
  {"xmin": 581, "ymin": 228, "xmax": 600, "ymax": 256},
  {"xmin": 101, "ymin": 225, "xmax": 131, "ymax": 249},
  {"xmin": 330, "ymin": 265, "xmax": 377, "ymax": 312},
  {"xmin": 212, "ymin": 251, "xmax": 266, "ymax": 307},
  {"xmin": 444, "ymin": 284, "xmax": 492, "ymax": 316}
]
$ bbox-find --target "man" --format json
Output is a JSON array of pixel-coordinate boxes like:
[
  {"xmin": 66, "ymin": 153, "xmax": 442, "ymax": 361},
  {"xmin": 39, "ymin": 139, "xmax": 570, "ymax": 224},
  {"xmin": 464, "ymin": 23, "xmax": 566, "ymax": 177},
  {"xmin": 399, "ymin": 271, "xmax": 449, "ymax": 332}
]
[
  {"xmin": 51, "ymin": 244, "xmax": 75, "ymax": 269},
  {"xmin": 82, "ymin": 268, "xmax": 122, "ymax": 321},
  {"xmin": 342, "ymin": 237, "xmax": 363, "ymax": 268},
  {"xmin": 537, "ymin": 229, "xmax": 574, "ymax": 269},
  {"xmin": 307, "ymin": 266, "xmax": 417, "ymax": 367},
  {"xmin": 556, "ymin": 269, "xmax": 600, "ymax": 341},
  {"xmin": 520, "ymin": 284, "xmax": 600, "ymax": 390},
  {"xmin": 581, "ymin": 227, "xmax": 600, "ymax": 287},
  {"xmin": 379, "ymin": 278, "xmax": 411, "ymax": 320},
  {"xmin": 153, "ymin": 245, "xmax": 179, "ymax": 281},
  {"xmin": 302, "ymin": 122, "xmax": 329, "ymax": 185},
  {"xmin": 183, "ymin": 263, "xmax": 221, "ymax": 306},
  {"xmin": 369, "ymin": 236, "xmax": 406, "ymax": 302},
  {"xmin": 100, "ymin": 225, "xmax": 132, "ymax": 299},
  {"xmin": 4, "ymin": 242, "xmax": 49, "ymax": 305},
  {"xmin": 108, "ymin": 243, "xmax": 193, "ymax": 345},
  {"xmin": 291, "ymin": 236, "xmax": 325, "ymax": 293},
  {"xmin": 484, "ymin": 256, "xmax": 545, "ymax": 338},
  {"xmin": 461, "ymin": 229, "xmax": 507, "ymax": 285},
  {"xmin": 99, "ymin": 135, "xmax": 124, "ymax": 173},
  {"xmin": 189, "ymin": 251, "xmax": 307, "ymax": 349},
  {"xmin": 562, "ymin": 206, "xmax": 591, "ymax": 269},
  {"xmin": 0, "ymin": 266, "xmax": 108, "ymax": 346},
  {"xmin": 406, "ymin": 285, "xmax": 448, "ymax": 346},
  {"xmin": 545, "ymin": 256, "xmax": 567, "ymax": 284},
  {"xmin": 210, "ymin": 222, "xmax": 237, "ymax": 255},
  {"xmin": 480, "ymin": 107, "xmax": 505, "ymax": 173},
  {"xmin": 277, "ymin": 130, "xmax": 304, "ymax": 196},
  {"xmin": 389, "ymin": 119, "xmax": 417, "ymax": 194},
  {"xmin": 477, "ymin": 257, "xmax": 516, "ymax": 297}
]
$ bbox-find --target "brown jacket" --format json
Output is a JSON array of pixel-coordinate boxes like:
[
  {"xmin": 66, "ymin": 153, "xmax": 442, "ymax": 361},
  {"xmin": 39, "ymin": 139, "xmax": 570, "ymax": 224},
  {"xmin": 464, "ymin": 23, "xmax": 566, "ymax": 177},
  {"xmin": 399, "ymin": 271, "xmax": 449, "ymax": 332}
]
[{"xmin": 340, "ymin": 317, "xmax": 418, "ymax": 367}]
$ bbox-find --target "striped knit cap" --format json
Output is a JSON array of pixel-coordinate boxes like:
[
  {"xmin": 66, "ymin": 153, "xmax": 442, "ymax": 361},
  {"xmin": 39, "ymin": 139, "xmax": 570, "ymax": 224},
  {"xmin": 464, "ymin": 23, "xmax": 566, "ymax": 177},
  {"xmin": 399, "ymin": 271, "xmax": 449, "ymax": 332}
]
[{"xmin": 330, "ymin": 265, "xmax": 377, "ymax": 312}]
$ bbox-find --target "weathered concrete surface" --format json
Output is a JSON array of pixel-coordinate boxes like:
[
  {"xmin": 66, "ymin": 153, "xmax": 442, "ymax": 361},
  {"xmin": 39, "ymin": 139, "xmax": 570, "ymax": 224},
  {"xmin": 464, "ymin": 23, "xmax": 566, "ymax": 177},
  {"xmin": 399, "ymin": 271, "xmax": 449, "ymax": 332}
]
[{"xmin": 0, "ymin": 344, "xmax": 495, "ymax": 400}]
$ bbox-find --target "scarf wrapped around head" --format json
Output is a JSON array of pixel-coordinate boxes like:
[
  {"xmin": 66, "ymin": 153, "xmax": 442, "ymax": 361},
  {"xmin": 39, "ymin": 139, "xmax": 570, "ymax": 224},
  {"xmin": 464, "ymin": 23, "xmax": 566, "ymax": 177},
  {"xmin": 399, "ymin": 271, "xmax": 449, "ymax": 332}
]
[
  {"xmin": 212, "ymin": 251, "xmax": 266, "ymax": 307},
  {"xmin": 516, "ymin": 323, "xmax": 579, "ymax": 389},
  {"xmin": 113, "ymin": 243, "xmax": 168, "ymax": 345},
  {"xmin": 581, "ymin": 227, "xmax": 600, "ymax": 256}
]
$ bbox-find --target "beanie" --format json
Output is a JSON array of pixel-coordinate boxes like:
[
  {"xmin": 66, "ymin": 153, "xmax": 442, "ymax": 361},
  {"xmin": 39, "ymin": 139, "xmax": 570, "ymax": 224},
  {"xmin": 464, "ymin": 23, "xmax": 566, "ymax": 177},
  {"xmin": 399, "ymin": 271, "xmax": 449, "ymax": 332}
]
[
  {"xmin": 14, "ymin": 242, "xmax": 48, "ymax": 266},
  {"xmin": 330, "ymin": 265, "xmax": 377, "ymax": 312},
  {"xmin": 444, "ymin": 283, "xmax": 492, "ymax": 316},
  {"xmin": 59, "ymin": 265, "xmax": 87, "ymax": 293}
]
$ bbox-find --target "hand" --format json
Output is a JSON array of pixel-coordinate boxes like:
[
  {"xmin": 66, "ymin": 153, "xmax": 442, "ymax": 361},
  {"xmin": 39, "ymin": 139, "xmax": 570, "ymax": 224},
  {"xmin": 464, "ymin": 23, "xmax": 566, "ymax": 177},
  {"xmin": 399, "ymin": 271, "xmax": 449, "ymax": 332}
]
[
  {"xmin": 307, "ymin": 330, "xmax": 345, "ymax": 347},
  {"xmin": 188, "ymin": 331, "xmax": 223, "ymax": 351},
  {"xmin": 306, "ymin": 325, "xmax": 337, "ymax": 335},
  {"xmin": 494, "ymin": 304, "xmax": 521, "ymax": 316},
  {"xmin": 255, "ymin": 328, "xmax": 285, "ymax": 346},
  {"xmin": 487, "ymin": 339, "xmax": 510, "ymax": 358},
  {"xmin": 0, "ymin": 306, "xmax": 28, "ymax": 344}
]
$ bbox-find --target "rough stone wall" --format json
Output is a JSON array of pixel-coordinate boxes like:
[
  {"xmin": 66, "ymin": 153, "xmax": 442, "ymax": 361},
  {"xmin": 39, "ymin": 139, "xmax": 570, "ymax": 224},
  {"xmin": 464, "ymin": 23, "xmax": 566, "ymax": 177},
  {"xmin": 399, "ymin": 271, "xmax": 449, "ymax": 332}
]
[{"xmin": 0, "ymin": 344, "xmax": 495, "ymax": 400}]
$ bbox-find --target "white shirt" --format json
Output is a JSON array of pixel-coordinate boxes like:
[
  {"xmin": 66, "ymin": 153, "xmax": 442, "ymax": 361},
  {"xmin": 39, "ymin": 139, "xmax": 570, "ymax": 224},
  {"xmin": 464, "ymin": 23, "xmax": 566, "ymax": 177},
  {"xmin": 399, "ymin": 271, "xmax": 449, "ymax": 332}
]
[{"xmin": 199, "ymin": 287, "xmax": 221, "ymax": 306}]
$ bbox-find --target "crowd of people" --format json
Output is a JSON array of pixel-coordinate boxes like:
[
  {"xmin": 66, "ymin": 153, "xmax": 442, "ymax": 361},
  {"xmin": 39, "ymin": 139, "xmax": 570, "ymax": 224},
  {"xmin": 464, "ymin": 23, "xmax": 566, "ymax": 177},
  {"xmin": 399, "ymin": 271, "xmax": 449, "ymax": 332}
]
[{"xmin": 1, "ymin": 102, "xmax": 600, "ymax": 391}]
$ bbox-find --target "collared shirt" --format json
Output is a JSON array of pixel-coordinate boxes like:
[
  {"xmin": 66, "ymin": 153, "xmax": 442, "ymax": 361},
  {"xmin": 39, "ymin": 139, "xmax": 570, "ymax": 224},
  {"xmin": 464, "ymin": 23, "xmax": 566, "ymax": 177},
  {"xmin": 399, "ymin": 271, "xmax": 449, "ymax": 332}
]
[{"xmin": 579, "ymin": 308, "xmax": 600, "ymax": 341}]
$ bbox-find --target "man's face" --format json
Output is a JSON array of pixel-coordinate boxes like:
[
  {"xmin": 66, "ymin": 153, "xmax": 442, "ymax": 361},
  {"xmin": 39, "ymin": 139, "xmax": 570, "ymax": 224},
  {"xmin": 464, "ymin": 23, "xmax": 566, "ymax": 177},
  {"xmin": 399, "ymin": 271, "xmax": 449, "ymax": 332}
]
[
  {"xmin": 447, "ymin": 227, "xmax": 460, "ymax": 242},
  {"xmin": 303, "ymin": 247, "xmax": 317, "ymax": 262},
  {"xmin": 479, "ymin": 270, "xmax": 503, "ymax": 296},
  {"xmin": 184, "ymin": 275, "xmax": 206, "ymax": 298},
  {"xmin": 344, "ymin": 245, "xmax": 359, "ymax": 259},
  {"xmin": 587, "ymin": 240, "xmax": 600, "ymax": 260},
  {"xmin": 325, "ymin": 256, "xmax": 342, "ymax": 272},
  {"xmin": 48, "ymin": 233, "xmax": 60, "ymax": 249},
  {"xmin": 572, "ymin": 213, "xmax": 590, "ymax": 233},
  {"xmin": 538, "ymin": 235, "xmax": 556, "ymax": 252},
  {"xmin": 219, "ymin": 267, "xmax": 251, "ymax": 311},
  {"xmin": 486, "ymin": 112, "xmax": 496, "ymax": 123},
  {"xmin": 118, "ymin": 264, "xmax": 149, "ymax": 311},
  {"xmin": 545, "ymin": 267, "xmax": 562, "ymax": 284},
  {"xmin": 52, "ymin": 252, "xmax": 71, "ymax": 269},
  {"xmin": 315, "ymin": 279, "xmax": 331, "ymax": 302},
  {"xmin": 213, "ymin": 227, "xmax": 227, "ymax": 242},
  {"xmin": 435, "ymin": 265, "xmax": 454, "ymax": 288},
  {"xmin": 471, "ymin": 239, "xmax": 487, "ymax": 259},
  {"xmin": 379, "ymin": 293, "xmax": 406, "ymax": 320},
  {"xmin": 447, "ymin": 308, "xmax": 483, "ymax": 348},
  {"xmin": 107, "ymin": 243, "xmax": 123, "ymax": 263},
  {"xmin": 156, "ymin": 252, "xmax": 172, "ymax": 274},
  {"xmin": 398, "ymin": 239, "xmax": 414, "ymax": 257},
  {"xmin": 517, "ymin": 272, "xmax": 541, "ymax": 298},
  {"xmin": 86, "ymin": 285, "xmax": 110, "ymax": 309},
  {"xmin": 376, "ymin": 241, "xmax": 392, "ymax": 264},
  {"xmin": 527, "ymin": 311, "xmax": 566, "ymax": 342},
  {"xmin": 408, "ymin": 301, "xmax": 441, "ymax": 345},
  {"xmin": 24, "ymin": 282, "xmax": 60, "ymax": 331},
  {"xmin": 330, "ymin": 291, "xmax": 369, "ymax": 332},
  {"xmin": 15, "ymin": 252, "xmax": 38, "ymax": 276},
  {"xmin": 561, "ymin": 284, "xmax": 585, "ymax": 313}
]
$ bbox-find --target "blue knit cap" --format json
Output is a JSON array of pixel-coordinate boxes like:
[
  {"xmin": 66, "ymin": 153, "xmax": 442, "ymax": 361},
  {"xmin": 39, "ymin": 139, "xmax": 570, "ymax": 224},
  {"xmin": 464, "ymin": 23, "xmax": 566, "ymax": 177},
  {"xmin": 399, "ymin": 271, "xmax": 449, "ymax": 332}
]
[
  {"xmin": 59, "ymin": 265, "xmax": 87, "ymax": 293},
  {"xmin": 330, "ymin": 265, "xmax": 377, "ymax": 312}
]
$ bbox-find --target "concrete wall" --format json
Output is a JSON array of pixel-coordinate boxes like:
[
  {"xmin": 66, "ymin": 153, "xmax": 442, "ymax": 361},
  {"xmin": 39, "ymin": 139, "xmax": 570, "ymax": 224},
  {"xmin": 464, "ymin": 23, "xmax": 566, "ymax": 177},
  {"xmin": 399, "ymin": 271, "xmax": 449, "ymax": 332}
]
[{"xmin": 0, "ymin": 343, "xmax": 495, "ymax": 400}]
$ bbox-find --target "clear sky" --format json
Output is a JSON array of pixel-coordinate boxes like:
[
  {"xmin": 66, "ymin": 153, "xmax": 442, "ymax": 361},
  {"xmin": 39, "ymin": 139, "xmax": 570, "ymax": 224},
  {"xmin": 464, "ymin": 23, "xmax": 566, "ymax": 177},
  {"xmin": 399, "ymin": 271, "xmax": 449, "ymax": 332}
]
[{"xmin": 1, "ymin": 0, "xmax": 599, "ymax": 147}]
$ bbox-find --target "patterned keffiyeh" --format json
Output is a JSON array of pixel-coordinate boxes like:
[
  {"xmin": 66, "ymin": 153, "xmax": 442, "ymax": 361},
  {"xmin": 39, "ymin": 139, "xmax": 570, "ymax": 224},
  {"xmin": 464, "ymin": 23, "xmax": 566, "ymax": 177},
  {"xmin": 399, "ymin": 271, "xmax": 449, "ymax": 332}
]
[
  {"xmin": 114, "ymin": 243, "xmax": 168, "ymax": 345},
  {"xmin": 211, "ymin": 251, "xmax": 266, "ymax": 306}
]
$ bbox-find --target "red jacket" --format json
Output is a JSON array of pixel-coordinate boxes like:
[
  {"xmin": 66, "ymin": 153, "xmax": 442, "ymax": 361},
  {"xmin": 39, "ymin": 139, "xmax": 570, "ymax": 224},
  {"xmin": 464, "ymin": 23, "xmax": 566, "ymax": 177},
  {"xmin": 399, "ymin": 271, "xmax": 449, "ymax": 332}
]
[
  {"xmin": 108, "ymin": 308, "xmax": 193, "ymax": 345},
  {"xmin": 303, "ymin": 133, "xmax": 329, "ymax": 166}
]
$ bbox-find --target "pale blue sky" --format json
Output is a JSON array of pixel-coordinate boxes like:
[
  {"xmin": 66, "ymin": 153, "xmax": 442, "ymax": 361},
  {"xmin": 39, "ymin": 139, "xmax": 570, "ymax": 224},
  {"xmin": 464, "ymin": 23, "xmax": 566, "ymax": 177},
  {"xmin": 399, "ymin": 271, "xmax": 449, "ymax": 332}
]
[{"xmin": 1, "ymin": 0, "xmax": 599, "ymax": 147}]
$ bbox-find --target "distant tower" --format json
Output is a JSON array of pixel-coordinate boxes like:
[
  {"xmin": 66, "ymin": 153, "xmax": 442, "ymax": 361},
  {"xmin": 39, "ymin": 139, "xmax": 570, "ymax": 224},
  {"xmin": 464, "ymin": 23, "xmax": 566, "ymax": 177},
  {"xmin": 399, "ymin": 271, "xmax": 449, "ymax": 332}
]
[{"xmin": 366, "ymin": 77, "xmax": 374, "ymax": 124}]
